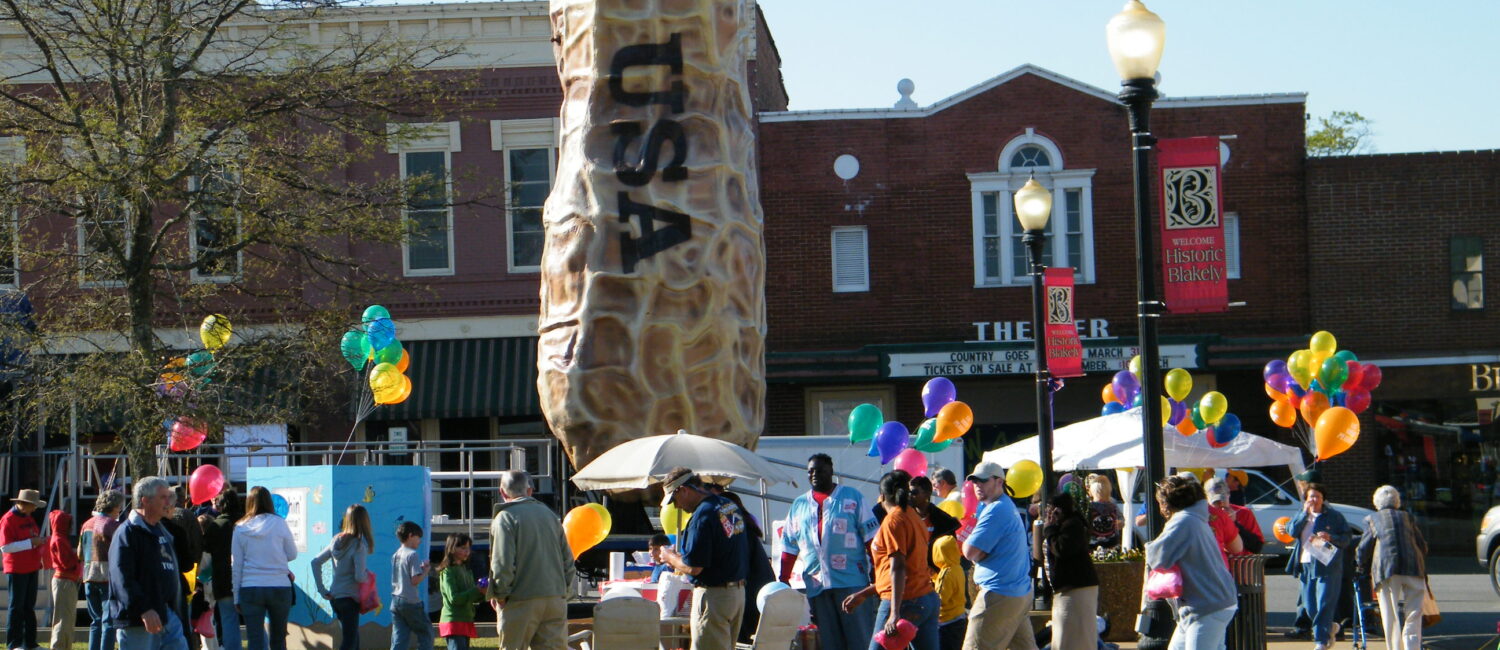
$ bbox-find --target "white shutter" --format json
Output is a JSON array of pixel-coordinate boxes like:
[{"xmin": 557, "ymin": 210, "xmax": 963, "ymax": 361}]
[
  {"xmin": 1224, "ymin": 212, "xmax": 1241, "ymax": 280},
  {"xmin": 831, "ymin": 226, "xmax": 869, "ymax": 292}
]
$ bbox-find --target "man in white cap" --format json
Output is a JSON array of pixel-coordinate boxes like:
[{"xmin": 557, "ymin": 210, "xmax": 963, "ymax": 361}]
[
  {"xmin": 656, "ymin": 467, "xmax": 748, "ymax": 650},
  {"xmin": 960, "ymin": 462, "xmax": 1037, "ymax": 650},
  {"xmin": 1, "ymin": 489, "xmax": 46, "ymax": 650}
]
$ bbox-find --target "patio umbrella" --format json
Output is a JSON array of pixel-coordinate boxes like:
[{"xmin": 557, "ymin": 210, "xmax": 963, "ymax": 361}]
[{"xmin": 570, "ymin": 430, "xmax": 796, "ymax": 491}]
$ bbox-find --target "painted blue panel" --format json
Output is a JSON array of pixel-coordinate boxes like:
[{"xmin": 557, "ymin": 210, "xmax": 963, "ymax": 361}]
[{"xmin": 248, "ymin": 465, "xmax": 432, "ymax": 629}]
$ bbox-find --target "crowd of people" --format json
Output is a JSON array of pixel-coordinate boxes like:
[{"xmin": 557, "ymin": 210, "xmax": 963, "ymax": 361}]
[{"xmin": 0, "ymin": 460, "xmax": 1433, "ymax": 650}]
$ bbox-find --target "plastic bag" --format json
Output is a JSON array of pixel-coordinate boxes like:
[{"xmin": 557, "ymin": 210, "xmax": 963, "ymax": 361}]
[
  {"xmin": 1144, "ymin": 566, "xmax": 1183, "ymax": 600},
  {"xmin": 656, "ymin": 572, "xmax": 691, "ymax": 618},
  {"xmin": 357, "ymin": 570, "xmax": 380, "ymax": 614}
]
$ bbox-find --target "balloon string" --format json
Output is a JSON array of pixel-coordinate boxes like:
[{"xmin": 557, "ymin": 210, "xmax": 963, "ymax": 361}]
[{"xmin": 335, "ymin": 364, "xmax": 377, "ymax": 464}]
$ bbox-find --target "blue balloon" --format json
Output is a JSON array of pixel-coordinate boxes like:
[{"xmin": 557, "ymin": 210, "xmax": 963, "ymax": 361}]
[
  {"xmin": 271, "ymin": 494, "xmax": 290, "ymax": 518},
  {"xmin": 1215, "ymin": 413, "xmax": 1243, "ymax": 444},
  {"xmin": 756, "ymin": 582, "xmax": 790, "ymax": 613},
  {"xmin": 867, "ymin": 434, "xmax": 880, "ymax": 458},
  {"xmin": 366, "ymin": 317, "xmax": 397, "ymax": 351},
  {"xmin": 875, "ymin": 421, "xmax": 910, "ymax": 465},
  {"xmin": 1102, "ymin": 402, "xmax": 1127, "ymax": 416}
]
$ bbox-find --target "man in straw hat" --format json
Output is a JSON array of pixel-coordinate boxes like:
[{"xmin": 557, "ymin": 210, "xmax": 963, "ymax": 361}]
[{"xmin": 1, "ymin": 489, "xmax": 47, "ymax": 650}]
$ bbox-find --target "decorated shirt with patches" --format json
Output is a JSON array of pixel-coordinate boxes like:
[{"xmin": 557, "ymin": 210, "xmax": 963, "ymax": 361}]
[
  {"xmin": 680, "ymin": 493, "xmax": 748, "ymax": 587},
  {"xmin": 779, "ymin": 484, "xmax": 878, "ymax": 596}
]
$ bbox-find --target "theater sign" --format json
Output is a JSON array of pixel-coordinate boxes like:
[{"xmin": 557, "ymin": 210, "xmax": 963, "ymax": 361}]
[{"xmin": 884, "ymin": 343, "xmax": 1200, "ymax": 378}]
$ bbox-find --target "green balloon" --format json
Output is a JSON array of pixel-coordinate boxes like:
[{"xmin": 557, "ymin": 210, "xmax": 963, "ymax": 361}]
[
  {"xmin": 912, "ymin": 418, "xmax": 938, "ymax": 450},
  {"xmin": 340, "ymin": 330, "xmax": 369, "ymax": 369},
  {"xmin": 1319, "ymin": 356, "xmax": 1347, "ymax": 389},
  {"xmin": 374, "ymin": 339, "xmax": 404, "ymax": 365},
  {"xmin": 848, "ymin": 403, "xmax": 883, "ymax": 443},
  {"xmin": 186, "ymin": 351, "xmax": 215, "ymax": 378},
  {"xmin": 362, "ymin": 305, "xmax": 391, "ymax": 325},
  {"xmin": 1190, "ymin": 404, "xmax": 1208, "ymax": 430}
]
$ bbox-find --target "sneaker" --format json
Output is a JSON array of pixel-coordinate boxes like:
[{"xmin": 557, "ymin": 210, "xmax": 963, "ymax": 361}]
[
  {"xmin": 1313, "ymin": 645, "xmax": 1327, "ymax": 650},
  {"xmin": 1283, "ymin": 628, "xmax": 1310, "ymax": 640}
]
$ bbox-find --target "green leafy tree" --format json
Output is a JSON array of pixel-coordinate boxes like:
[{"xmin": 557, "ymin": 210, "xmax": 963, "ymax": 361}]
[
  {"xmin": 0, "ymin": 0, "xmax": 471, "ymax": 472},
  {"xmin": 1306, "ymin": 110, "xmax": 1375, "ymax": 157}
]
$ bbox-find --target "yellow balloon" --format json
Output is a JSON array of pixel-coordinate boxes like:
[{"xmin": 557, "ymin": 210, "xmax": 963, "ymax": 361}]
[
  {"xmin": 661, "ymin": 504, "xmax": 686, "ymax": 535},
  {"xmin": 1160, "ymin": 396, "xmax": 1173, "ymax": 426},
  {"xmin": 1006, "ymin": 460, "xmax": 1042, "ymax": 499},
  {"xmin": 1309, "ymin": 330, "xmax": 1337, "ymax": 354},
  {"xmin": 1198, "ymin": 391, "xmax": 1228, "ymax": 425},
  {"xmin": 200, "ymin": 314, "xmax": 232, "ymax": 351},
  {"xmin": 1288, "ymin": 350, "xmax": 1312, "ymax": 387},
  {"xmin": 937, "ymin": 499, "xmax": 964, "ymax": 520},
  {"xmin": 1164, "ymin": 368, "xmax": 1193, "ymax": 402},
  {"xmin": 1308, "ymin": 351, "xmax": 1332, "ymax": 383},
  {"xmin": 1128, "ymin": 355, "xmax": 1143, "ymax": 377}
]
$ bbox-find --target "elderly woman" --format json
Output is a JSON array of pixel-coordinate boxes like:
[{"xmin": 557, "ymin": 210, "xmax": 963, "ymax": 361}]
[
  {"xmin": 1288, "ymin": 482, "xmax": 1351, "ymax": 650},
  {"xmin": 1042, "ymin": 485, "xmax": 1099, "ymax": 650},
  {"xmin": 1145, "ymin": 474, "xmax": 1237, "ymax": 650},
  {"xmin": 1356, "ymin": 486, "xmax": 1428, "ymax": 650}
]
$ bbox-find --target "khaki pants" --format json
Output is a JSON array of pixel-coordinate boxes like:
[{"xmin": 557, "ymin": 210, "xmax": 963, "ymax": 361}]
[
  {"xmin": 497, "ymin": 596, "xmax": 567, "ymax": 650},
  {"xmin": 690, "ymin": 585, "xmax": 744, "ymax": 650},
  {"xmin": 1375, "ymin": 575, "xmax": 1425, "ymax": 650},
  {"xmin": 963, "ymin": 588, "xmax": 1037, "ymax": 650},
  {"xmin": 1051, "ymin": 586, "xmax": 1098, "ymax": 650},
  {"xmin": 51, "ymin": 577, "xmax": 79, "ymax": 650}
]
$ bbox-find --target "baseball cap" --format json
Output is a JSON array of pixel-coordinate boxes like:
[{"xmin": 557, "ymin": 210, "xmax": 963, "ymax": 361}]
[{"xmin": 966, "ymin": 461, "xmax": 1005, "ymax": 482}]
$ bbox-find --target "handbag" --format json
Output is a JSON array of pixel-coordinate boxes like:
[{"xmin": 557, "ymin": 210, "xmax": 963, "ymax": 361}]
[
  {"xmin": 357, "ymin": 570, "xmax": 381, "ymax": 614},
  {"xmin": 1421, "ymin": 580, "xmax": 1441, "ymax": 628},
  {"xmin": 1144, "ymin": 566, "xmax": 1183, "ymax": 600}
]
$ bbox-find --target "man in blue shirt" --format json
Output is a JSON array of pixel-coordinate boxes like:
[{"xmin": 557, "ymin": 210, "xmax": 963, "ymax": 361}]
[
  {"xmin": 777, "ymin": 453, "xmax": 878, "ymax": 650},
  {"xmin": 961, "ymin": 462, "xmax": 1038, "ymax": 650},
  {"xmin": 658, "ymin": 467, "xmax": 748, "ymax": 650}
]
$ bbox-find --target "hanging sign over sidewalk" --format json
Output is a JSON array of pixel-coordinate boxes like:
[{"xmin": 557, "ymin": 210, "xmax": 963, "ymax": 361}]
[
  {"xmin": 1044, "ymin": 268, "xmax": 1084, "ymax": 378},
  {"xmin": 1157, "ymin": 137, "xmax": 1228, "ymax": 313}
]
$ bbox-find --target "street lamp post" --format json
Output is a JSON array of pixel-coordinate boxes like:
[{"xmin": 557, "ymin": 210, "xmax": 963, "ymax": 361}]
[
  {"xmin": 1014, "ymin": 177, "xmax": 1055, "ymax": 508},
  {"xmin": 1106, "ymin": 0, "xmax": 1168, "ymax": 538}
]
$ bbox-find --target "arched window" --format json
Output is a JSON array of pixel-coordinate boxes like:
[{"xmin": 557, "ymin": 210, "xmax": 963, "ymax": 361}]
[{"xmin": 970, "ymin": 129, "xmax": 1095, "ymax": 286}]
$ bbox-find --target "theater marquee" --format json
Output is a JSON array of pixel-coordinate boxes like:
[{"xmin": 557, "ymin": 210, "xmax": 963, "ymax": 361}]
[{"xmin": 885, "ymin": 343, "xmax": 1200, "ymax": 378}]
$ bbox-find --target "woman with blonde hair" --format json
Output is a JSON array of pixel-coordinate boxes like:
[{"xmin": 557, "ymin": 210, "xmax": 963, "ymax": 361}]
[
  {"xmin": 1084, "ymin": 474, "xmax": 1122, "ymax": 549},
  {"xmin": 312, "ymin": 504, "xmax": 374, "ymax": 650}
]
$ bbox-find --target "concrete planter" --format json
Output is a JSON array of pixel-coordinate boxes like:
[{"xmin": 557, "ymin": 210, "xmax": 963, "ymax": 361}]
[{"xmin": 1092, "ymin": 560, "xmax": 1145, "ymax": 642}]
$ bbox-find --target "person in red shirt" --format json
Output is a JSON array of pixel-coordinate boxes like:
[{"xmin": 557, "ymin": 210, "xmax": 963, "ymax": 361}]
[
  {"xmin": 1206, "ymin": 478, "xmax": 1263, "ymax": 554},
  {"xmin": 2, "ymin": 489, "xmax": 47, "ymax": 650},
  {"xmin": 1201, "ymin": 479, "xmax": 1243, "ymax": 566},
  {"xmin": 45, "ymin": 509, "xmax": 83, "ymax": 650}
]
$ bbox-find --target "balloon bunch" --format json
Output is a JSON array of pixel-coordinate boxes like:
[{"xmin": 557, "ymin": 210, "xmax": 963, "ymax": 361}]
[
  {"xmin": 847, "ymin": 377, "xmax": 975, "ymax": 471},
  {"xmin": 1263, "ymin": 330, "xmax": 1377, "ymax": 461},
  {"xmin": 340, "ymin": 305, "xmax": 414, "ymax": 420},
  {"xmin": 1099, "ymin": 357, "xmax": 1242, "ymax": 447},
  {"xmin": 157, "ymin": 315, "xmax": 231, "ymax": 400},
  {"xmin": 562, "ymin": 503, "xmax": 612, "ymax": 558}
]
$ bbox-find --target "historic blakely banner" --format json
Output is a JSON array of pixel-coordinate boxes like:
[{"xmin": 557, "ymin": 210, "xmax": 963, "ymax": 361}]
[
  {"xmin": 1043, "ymin": 268, "xmax": 1084, "ymax": 378},
  {"xmin": 539, "ymin": 0, "xmax": 766, "ymax": 469},
  {"xmin": 1156, "ymin": 137, "xmax": 1228, "ymax": 313}
]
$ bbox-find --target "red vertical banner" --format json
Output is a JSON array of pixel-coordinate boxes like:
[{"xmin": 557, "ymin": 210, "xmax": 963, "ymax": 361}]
[
  {"xmin": 1157, "ymin": 137, "xmax": 1228, "ymax": 313},
  {"xmin": 1043, "ymin": 267, "xmax": 1084, "ymax": 378}
]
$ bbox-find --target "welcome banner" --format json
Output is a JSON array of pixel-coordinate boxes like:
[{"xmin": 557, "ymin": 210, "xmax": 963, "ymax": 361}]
[
  {"xmin": 1157, "ymin": 137, "xmax": 1228, "ymax": 313},
  {"xmin": 1043, "ymin": 267, "xmax": 1084, "ymax": 378}
]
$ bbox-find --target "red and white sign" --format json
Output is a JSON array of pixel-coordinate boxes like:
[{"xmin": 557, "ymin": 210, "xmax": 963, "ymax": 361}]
[
  {"xmin": 1043, "ymin": 268, "xmax": 1084, "ymax": 378},
  {"xmin": 1156, "ymin": 137, "xmax": 1228, "ymax": 314}
]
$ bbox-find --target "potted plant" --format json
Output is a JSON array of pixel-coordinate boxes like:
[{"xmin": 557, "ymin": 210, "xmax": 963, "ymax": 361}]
[{"xmin": 1091, "ymin": 546, "xmax": 1146, "ymax": 642}]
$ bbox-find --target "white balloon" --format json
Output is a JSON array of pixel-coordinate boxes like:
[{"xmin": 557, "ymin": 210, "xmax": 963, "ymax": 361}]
[{"xmin": 756, "ymin": 581, "xmax": 790, "ymax": 613}]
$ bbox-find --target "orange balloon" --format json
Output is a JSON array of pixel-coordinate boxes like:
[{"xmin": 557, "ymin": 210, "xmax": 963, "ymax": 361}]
[
  {"xmin": 934, "ymin": 401, "xmax": 974, "ymax": 443},
  {"xmin": 1299, "ymin": 392, "xmax": 1331, "ymax": 429},
  {"xmin": 397, "ymin": 349, "xmax": 411, "ymax": 373},
  {"xmin": 1314, "ymin": 406, "xmax": 1360, "ymax": 460},
  {"xmin": 563, "ymin": 505, "xmax": 608, "ymax": 558},
  {"xmin": 1264, "ymin": 383, "xmax": 1287, "ymax": 403},
  {"xmin": 1101, "ymin": 384, "xmax": 1117, "ymax": 405},
  {"xmin": 1269, "ymin": 400, "xmax": 1297, "ymax": 428},
  {"xmin": 1176, "ymin": 417, "xmax": 1197, "ymax": 437},
  {"xmin": 1272, "ymin": 516, "xmax": 1294, "ymax": 544},
  {"xmin": 387, "ymin": 375, "xmax": 412, "ymax": 405}
]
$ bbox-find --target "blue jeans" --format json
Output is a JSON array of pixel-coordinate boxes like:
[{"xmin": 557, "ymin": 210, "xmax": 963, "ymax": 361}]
[
  {"xmin": 1299, "ymin": 565, "xmax": 1343, "ymax": 645},
  {"xmin": 868, "ymin": 592, "xmax": 940, "ymax": 650},
  {"xmin": 86, "ymin": 582, "xmax": 116, "ymax": 650},
  {"xmin": 389, "ymin": 601, "xmax": 432, "ymax": 650},
  {"xmin": 443, "ymin": 636, "xmax": 468, "ymax": 650},
  {"xmin": 1167, "ymin": 605, "xmax": 1236, "ymax": 650},
  {"xmin": 331, "ymin": 597, "xmax": 359, "ymax": 650},
  {"xmin": 215, "ymin": 599, "xmax": 242, "ymax": 650},
  {"xmin": 7, "ymin": 571, "xmax": 39, "ymax": 650},
  {"xmin": 807, "ymin": 586, "xmax": 876, "ymax": 650},
  {"xmin": 239, "ymin": 586, "xmax": 293, "ymax": 650},
  {"xmin": 116, "ymin": 609, "xmax": 189, "ymax": 650}
]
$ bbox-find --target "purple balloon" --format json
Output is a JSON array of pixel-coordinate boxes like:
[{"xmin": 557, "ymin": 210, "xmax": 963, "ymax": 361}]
[
  {"xmin": 1263, "ymin": 360, "xmax": 1288, "ymax": 382},
  {"xmin": 1168, "ymin": 398, "xmax": 1187, "ymax": 426},
  {"xmin": 876, "ymin": 421, "xmax": 910, "ymax": 464},
  {"xmin": 1267, "ymin": 371, "xmax": 1291, "ymax": 393},
  {"xmin": 922, "ymin": 377, "xmax": 957, "ymax": 418},
  {"xmin": 1112, "ymin": 370, "xmax": 1139, "ymax": 407}
]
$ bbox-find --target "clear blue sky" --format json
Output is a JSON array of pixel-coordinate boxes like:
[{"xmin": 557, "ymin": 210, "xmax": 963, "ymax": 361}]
[{"xmin": 750, "ymin": 1, "xmax": 1500, "ymax": 154}]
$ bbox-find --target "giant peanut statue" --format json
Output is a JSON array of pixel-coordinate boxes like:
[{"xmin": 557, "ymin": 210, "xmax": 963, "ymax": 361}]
[{"xmin": 539, "ymin": 0, "xmax": 766, "ymax": 470}]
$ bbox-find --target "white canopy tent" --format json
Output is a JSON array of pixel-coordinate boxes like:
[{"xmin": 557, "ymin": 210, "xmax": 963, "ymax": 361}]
[{"xmin": 981, "ymin": 407, "xmax": 1308, "ymax": 547}]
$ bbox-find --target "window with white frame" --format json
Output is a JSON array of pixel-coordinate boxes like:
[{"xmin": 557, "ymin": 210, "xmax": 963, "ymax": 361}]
[
  {"xmin": 388, "ymin": 122, "xmax": 459, "ymax": 276},
  {"xmin": 1452, "ymin": 235, "xmax": 1484, "ymax": 310},
  {"xmin": 1224, "ymin": 212, "xmax": 1241, "ymax": 280},
  {"xmin": 831, "ymin": 226, "xmax": 869, "ymax": 292},
  {"xmin": 188, "ymin": 170, "xmax": 242, "ymax": 281},
  {"xmin": 491, "ymin": 119, "xmax": 558, "ymax": 272},
  {"xmin": 970, "ymin": 129, "xmax": 1095, "ymax": 286}
]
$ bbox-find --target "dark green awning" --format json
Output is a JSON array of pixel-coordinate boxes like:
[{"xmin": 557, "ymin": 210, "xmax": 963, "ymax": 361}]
[{"xmin": 374, "ymin": 337, "xmax": 540, "ymax": 420}]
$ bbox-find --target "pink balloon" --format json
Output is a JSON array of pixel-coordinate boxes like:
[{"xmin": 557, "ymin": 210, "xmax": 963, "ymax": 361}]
[
  {"xmin": 892, "ymin": 449, "xmax": 928, "ymax": 477},
  {"xmin": 188, "ymin": 464, "xmax": 225, "ymax": 505},
  {"xmin": 961, "ymin": 481, "xmax": 980, "ymax": 519}
]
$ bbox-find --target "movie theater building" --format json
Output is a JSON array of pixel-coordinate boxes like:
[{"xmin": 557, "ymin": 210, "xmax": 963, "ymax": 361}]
[{"xmin": 756, "ymin": 66, "xmax": 1319, "ymax": 477}]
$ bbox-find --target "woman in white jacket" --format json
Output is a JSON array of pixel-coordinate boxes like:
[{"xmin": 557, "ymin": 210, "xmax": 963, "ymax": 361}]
[{"xmin": 233, "ymin": 486, "xmax": 298, "ymax": 650}]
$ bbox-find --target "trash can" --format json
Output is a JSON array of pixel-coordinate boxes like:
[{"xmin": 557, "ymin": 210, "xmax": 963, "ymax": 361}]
[{"xmin": 1226, "ymin": 554, "xmax": 1270, "ymax": 650}]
